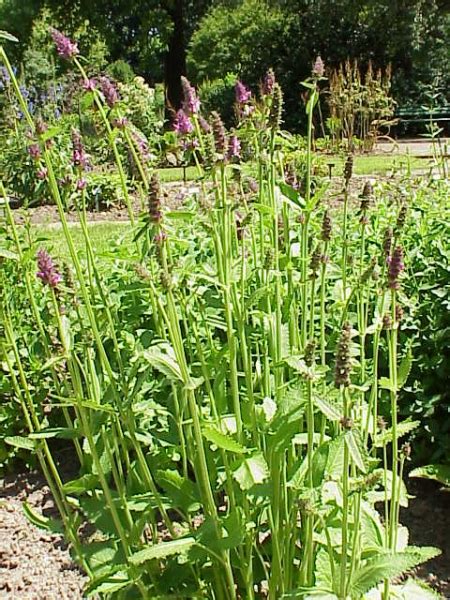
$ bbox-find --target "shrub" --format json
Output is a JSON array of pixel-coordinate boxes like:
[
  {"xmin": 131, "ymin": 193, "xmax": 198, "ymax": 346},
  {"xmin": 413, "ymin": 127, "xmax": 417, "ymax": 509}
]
[{"xmin": 197, "ymin": 72, "xmax": 238, "ymax": 127}]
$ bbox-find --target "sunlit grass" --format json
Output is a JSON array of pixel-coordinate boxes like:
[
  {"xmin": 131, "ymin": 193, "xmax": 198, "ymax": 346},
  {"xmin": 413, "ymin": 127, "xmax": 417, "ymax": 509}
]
[{"xmin": 32, "ymin": 221, "xmax": 133, "ymax": 260}]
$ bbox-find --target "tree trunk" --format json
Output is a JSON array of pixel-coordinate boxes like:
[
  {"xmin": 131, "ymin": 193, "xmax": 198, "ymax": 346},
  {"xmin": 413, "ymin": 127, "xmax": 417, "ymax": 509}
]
[{"xmin": 164, "ymin": 0, "xmax": 186, "ymax": 116}]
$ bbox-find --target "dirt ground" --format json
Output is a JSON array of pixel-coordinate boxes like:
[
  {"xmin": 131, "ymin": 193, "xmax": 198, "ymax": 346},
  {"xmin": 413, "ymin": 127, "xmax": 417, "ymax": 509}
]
[{"xmin": 0, "ymin": 471, "xmax": 86, "ymax": 599}]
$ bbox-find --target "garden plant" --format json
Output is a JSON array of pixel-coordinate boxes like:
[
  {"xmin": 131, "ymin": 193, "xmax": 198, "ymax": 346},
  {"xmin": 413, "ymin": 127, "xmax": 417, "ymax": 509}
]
[{"xmin": 1, "ymin": 28, "xmax": 449, "ymax": 600}]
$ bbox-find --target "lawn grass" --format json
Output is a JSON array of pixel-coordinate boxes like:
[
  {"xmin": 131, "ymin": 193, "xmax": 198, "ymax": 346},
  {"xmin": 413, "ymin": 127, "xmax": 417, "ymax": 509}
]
[
  {"xmin": 157, "ymin": 165, "xmax": 199, "ymax": 182},
  {"xmin": 332, "ymin": 154, "xmax": 423, "ymax": 175},
  {"xmin": 155, "ymin": 154, "xmax": 425, "ymax": 183},
  {"xmin": 33, "ymin": 221, "xmax": 133, "ymax": 260}
]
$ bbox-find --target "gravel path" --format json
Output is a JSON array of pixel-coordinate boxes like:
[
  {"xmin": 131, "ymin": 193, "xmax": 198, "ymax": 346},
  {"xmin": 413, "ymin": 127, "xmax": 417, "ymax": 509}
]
[{"xmin": 0, "ymin": 472, "xmax": 86, "ymax": 599}]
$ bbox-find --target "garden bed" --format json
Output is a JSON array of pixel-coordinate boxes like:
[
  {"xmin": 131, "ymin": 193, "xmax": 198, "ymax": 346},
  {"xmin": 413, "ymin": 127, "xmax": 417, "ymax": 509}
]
[{"xmin": 1, "ymin": 469, "xmax": 448, "ymax": 598}]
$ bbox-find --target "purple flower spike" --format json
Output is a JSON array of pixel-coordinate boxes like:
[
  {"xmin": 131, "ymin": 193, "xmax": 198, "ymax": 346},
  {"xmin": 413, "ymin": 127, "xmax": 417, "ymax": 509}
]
[
  {"xmin": 99, "ymin": 76, "xmax": 119, "ymax": 108},
  {"xmin": 228, "ymin": 135, "xmax": 241, "ymax": 160},
  {"xmin": 173, "ymin": 109, "xmax": 193, "ymax": 135},
  {"xmin": 262, "ymin": 69, "xmax": 276, "ymax": 95},
  {"xmin": 71, "ymin": 130, "xmax": 89, "ymax": 170},
  {"xmin": 36, "ymin": 249, "xmax": 62, "ymax": 288},
  {"xmin": 312, "ymin": 56, "xmax": 325, "ymax": 78},
  {"xmin": 50, "ymin": 28, "xmax": 79, "ymax": 60},
  {"xmin": 235, "ymin": 81, "xmax": 251, "ymax": 104},
  {"xmin": 181, "ymin": 76, "xmax": 200, "ymax": 115}
]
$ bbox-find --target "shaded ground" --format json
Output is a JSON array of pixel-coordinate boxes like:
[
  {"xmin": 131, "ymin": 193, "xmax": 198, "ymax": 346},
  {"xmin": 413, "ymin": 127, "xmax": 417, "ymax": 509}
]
[
  {"xmin": 400, "ymin": 477, "xmax": 450, "ymax": 597},
  {"xmin": 0, "ymin": 468, "xmax": 448, "ymax": 598}
]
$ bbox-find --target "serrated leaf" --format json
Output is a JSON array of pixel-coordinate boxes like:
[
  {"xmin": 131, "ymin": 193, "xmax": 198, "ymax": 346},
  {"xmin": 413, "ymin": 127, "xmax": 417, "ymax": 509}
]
[
  {"xmin": 325, "ymin": 435, "xmax": 346, "ymax": 479},
  {"xmin": 314, "ymin": 396, "xmax": 342, "ymax": 421},
  {"xmin": 202, "ymin": 425, "xmax": 246, "ymax": 453},
  {"xmin": 398, "ymin": 348, "xmax": 413, "ymax": 388},
  {"xmin": 409, "ymin": 464, "xmax": 450, "ymax": 487},
  {"xmin": 233, "ymin": 453, "xmax": 269, "ymax": 490},
  {"xmin": 83, "ymin": 542, "xmax": 123, "ymax": 577},
  {"xmin": 345, "ymin": 429, "xmax": 367, "ymax": 473},
  {"xmin": 288, "ymin": 455, "xmax": 308, "ymax": 489},
  {"xmin": 375, "ymin": 420, "xmax": 420, "ymax": 447},
  {"xmin": 350, "ymin": 548, "xmax": 440, "ymax": 596},
  {"xmin": 129, "ymin": 537, "xmax": 195, "ymax": 564}
]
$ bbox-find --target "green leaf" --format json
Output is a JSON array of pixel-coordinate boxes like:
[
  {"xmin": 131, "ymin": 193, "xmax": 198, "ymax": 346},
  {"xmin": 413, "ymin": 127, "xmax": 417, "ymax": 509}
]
[
  {"xmin": 409, "ymin": 464, "xmax": 450, "ymax": 487},
  {"xmin": 83, "ymin": 542, "xmax": 123, "ymax": 577},
  {"xmin": 157, "ymin": 469, "xmax": 200, "ymax": 513},
  {"xmin": 84, "ymin": 571, "xmax": 130, "ymax": 596},
  {"xmin": 202, "ymin": 425, "xmax": 247, "ymax": 453},
  {"xmin": 22, "ymin": 502, "xmax": 64, "ymax": 534},
  {"xmin": 379, "ymin": 376, "xmax": 394, "ymax": 391},
  {"xmin": 281, "ymin": 588, "xmax": 336, "ymax": 599},
  {"xmin": 0, "ymin": 248, "xmax": 18, "ymax": 260},
  {"xmin": 350, "ymin": 547, "xmax": 440, "ymax": 596},
  {"xmin": 288, "ymin": 456, "xmax": 308, "ymax": 489},
  {"xmin": 142, "ymin": 344, "xmax": 183, "ymax": 382},
  {"xmin": 0, "ymin": 30, "xmax": 19, "ymax": 42},
  {"xmin": 63, "ymin": 474, "xmax": 99, "ymax": 495},
  {"xmin": 29, "ymin": 427, "xmax": 80, "ymax": 440},
  {"xmin": 398, "ymin": 347, "xmax": 413, "ymax": 388},
  {"xmin": 314, "ymin": 396, "xmax": 342, "ymax": 421},
  {"xmin": 232, "ymin": 453, "xmax": 269, "ymax": 490},
  {"xmin": 80, "ymin": 91, "xmax": 95, "ymax": 111},
  {"xmin": 325, "ymin": 435, "xmax": 345, "ymax": 479},
  {"xmin": 4, "ymin": 436, "xmax": 35, "ymax": 451},
  {"xmin": 129, "ymin": 538, "xmax": 196, "ymax": 564},
  {"xmin": 344, "ymin": 429, "xmax": 367, "ymax": 473},
  {"xmin": 360, "ymin": 503, "xmax": 385, "ymax": 551},
  {"xmin": 278, "ymin": 182, "xmax": 305, "ymax": 209}
]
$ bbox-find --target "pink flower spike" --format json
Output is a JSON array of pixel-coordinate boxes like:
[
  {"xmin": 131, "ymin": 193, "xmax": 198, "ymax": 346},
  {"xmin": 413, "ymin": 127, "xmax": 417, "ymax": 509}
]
[
  {"xmin": 173, "ymin": 109, "xmax": 193, "ymax": 135},
  {"xmin": 82, "ymin": 78, "xmax": 97, "ymax": 91},
  {"xmin": 50, "ymin": 28, "xmax": 79, "ymax": 60},
  {"xmin": 235, "ymin": 81, "xmax": 251, "ymax": 104},
  {"xmin": 36, "ymin": 248, "xmax": 62, "ymax": 288}
]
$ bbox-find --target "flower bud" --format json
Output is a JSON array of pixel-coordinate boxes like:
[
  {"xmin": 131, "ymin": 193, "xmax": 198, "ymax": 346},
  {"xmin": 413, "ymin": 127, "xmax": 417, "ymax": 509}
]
[
  {"xmin": 269, "ymin": 83, "xmax": 283, "ymax": 129},
  {"xmin": 387, "ymin": 246, "xmax": 404, "ymax": 290},
  {"xmin": 343, "ymin": 155, "xmax": 353, "ymax": 183},
  {"xmin": 148, "ymin": 174, "xmax": 162, "ymax": 225},
  {"xmin": 321, "ymin": 210, "xmax": 332, "ymax": 242},
  {"xmin": 211, "ymin": 111, "xmax": 228, "ymax": 156}
]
